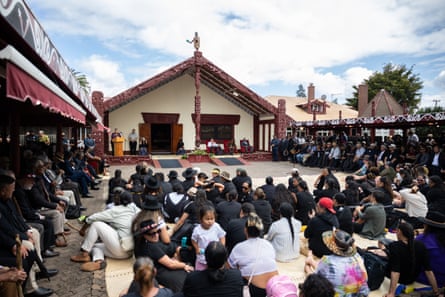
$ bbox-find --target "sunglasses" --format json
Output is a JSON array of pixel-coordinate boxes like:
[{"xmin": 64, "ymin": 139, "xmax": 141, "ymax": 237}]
[{"xmin": 146, "ymin": 230, "xmax": 161, "ymax": 236}]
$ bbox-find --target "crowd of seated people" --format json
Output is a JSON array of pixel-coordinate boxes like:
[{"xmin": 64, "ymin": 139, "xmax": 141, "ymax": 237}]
[
  {"xmin": 2, "ymin": 129, "xmax": 445, "ymax": 297},
  {"xmin": 82, "ymin": 156, "xmax": 444, "ymax": 296}
]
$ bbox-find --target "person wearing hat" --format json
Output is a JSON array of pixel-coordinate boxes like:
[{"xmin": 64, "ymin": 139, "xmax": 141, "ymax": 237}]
[
  {"xmin": 218, "ymin": 171, "xmax": 236, "ymax": 203},
  {"xmin": 313, "ymin": 229, "xmax": 369, "ymax": 297},
  {"xmin": 353, "ymin": 190, "xmax": 386, "ymax": 239},
  {"xmin": 71, "ymin": 191, "xmax": 140, "ymax": 271},
  {"xmin": 210, "ymin": 168, "xmax": 223, "ymax": 184},
  {"xmin": 304, "ymin": 197, "xmax": 339, "ymax": 259},
  {"xmin": 133, "ymin": 219, "xmax": 193, "ymax": 293},
  {"xmin": 167, "ymin": 170, "xmax": 181, "ymax": 189},
  {"xmin": 416, "ymin": 211, "xmax": 445, "ymax": 287},
  {"xmin": 181, "ymin": 168, "xmax": 197, "ymax": 193}
]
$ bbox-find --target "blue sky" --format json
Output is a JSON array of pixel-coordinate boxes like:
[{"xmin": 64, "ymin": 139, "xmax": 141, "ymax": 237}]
[{"xmin": 26, "ymin": 0, "xmax": 445, "ymax": 108}]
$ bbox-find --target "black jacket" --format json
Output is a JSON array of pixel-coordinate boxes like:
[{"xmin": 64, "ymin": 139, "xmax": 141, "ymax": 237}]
[{"xmin": 304, "ymin": 212, "xmax": 339, "ymax": 258}]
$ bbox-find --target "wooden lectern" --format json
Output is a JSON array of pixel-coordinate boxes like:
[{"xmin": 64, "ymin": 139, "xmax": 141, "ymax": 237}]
[{"xmin": 112, "ymin": 136, "xmax": 124, "ymax": 156}]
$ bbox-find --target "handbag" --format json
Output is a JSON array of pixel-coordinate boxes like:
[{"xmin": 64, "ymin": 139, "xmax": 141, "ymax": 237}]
[
  {"xmin": 66, "ymin": 204, "xmax": 81, "ymax": 219},
  {"xmin": 243, "ymin": 241, "xmax": 261, "ymax": 297}
]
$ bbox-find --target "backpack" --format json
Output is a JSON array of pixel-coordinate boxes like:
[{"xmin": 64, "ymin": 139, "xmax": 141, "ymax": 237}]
[
  {"xmin": 362, "ymin": 251, "xmax": 388, "ymax": 290},
  {"xmin": 162, "ymin": 193, "xmax": 188, "ymax": 223},
  {"xmin": 266, "ymin": 275, "xmax": 298, "ymax": 297}
]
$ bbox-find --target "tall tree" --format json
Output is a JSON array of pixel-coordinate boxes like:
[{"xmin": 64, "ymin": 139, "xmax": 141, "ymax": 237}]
[
  {"xmin": 296, "ymin": 84, "xmax": 306, "ymax": 97},
  {"xmin": 70, "ymin": 68, "xmax": 91, "ymax": 93},
  {"xmin": 345, "ymin": 63, "xmax": 423, "ymax": 112}
]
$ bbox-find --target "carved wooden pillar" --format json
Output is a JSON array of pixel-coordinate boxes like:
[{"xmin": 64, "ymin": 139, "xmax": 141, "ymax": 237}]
[
  {"xmin": 253, "ymin": 115, "xmax": 259, "ymax": 151},
  {"xmin": 92, "ymin": 91, "xmax": 105, "ymax": 156},
  {"xmin": 56, "ymin": 125, "xmax": 62, "ymax": 153},
  {"xmin": 276, "ymin": 99, "xmax": 287, "ymax": 139},
  {"xmin": 194, "ymin": 51, "xmax": 203, "ymax": 148}
]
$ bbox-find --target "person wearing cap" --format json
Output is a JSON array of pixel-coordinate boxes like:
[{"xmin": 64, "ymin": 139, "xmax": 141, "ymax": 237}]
[
  {"xmin": 133, "ymin": 219, "xmax": 192, "ymax": 293},
  {"xmin": 210, "ymin": 168, "xmax": 223, "ymax": 184},
  {"xmin": 71, "ymin": 191, "xmax": 140, "ymax": 271},
  {"xmin": 304, "ymin": 197, "xmax": 339, "ymax": 259},
  {"xmin": 353, "ymin": 190, "xmax": 386, "ymax": 239},
  {"xmin": 313, "ymin": 229, "xmax": 369, "ymax": 297},
  {"xmin": 416, "ymin": 211, "xmax": 445, "ymax": 287}
]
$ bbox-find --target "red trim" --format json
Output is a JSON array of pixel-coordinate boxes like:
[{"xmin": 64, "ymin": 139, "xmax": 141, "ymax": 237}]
[
  {"xmin": 6, "ymin": 62, "xmax": 85, "ymax": 124},
  {"xmin": 191, "ymin": 114, "xmax": 240, "ymax": 125},
  {"xmin": 142, "ymin": 113, "xmax": 180, "ymax": 124}
]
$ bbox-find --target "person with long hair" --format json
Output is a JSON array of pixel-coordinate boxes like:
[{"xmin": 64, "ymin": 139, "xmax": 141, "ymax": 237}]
[
  {"xmin": 416, "ymin": 211, "xmax": 445, "ymax": 288},
  {"xmin": 182, "ymin": 241, "xmax": 244, "ymax": 297},
  {"xmin": 266, "ymin": 202, "xmax": 301, "ymax": 262},
  {"xmin": 271, "ymin": 183, "xmax": 294, "ymax": 221},
  {"xmin": 383, "ymin": 221, "xmax": 441, "ymax": 297},
  {"xmin": 133, "ymin": 219, "xmax": 193, "ymax": 293}
]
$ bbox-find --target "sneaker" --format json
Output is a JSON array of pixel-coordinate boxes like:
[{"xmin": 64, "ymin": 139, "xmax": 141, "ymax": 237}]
[
  {"xmin": 70, "ymin": 252, "xmax": 91, "ymax": 263},
  {"xmin": 80, "ymin": 260, "xmax": 106, "ymax": 272}
]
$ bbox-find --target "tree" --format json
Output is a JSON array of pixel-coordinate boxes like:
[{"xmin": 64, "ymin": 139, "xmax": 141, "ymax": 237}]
[
  {"xmin": 70, "ymin": 68, "xmax": 91, "ymax": 93},
  {"xmin": 345, "ymin": 63, "xmax": 423, "ymax": 112},
  {"xmin": 296, "ymin": 84, "xmax": 306, "ymax": 97},
  {"xmin": 415, "ymin": 106, "xmax": 445, "ymax": 138}
]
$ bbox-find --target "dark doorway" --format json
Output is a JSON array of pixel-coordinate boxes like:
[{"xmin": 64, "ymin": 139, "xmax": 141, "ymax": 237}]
[{"xmin": 151, "ymin": 124, "xmax": 171, "ymax": 152}]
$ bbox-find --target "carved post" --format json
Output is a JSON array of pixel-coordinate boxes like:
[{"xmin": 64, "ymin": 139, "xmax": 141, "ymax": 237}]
[{"xmin": 194, "ymin": 52, "xmax": 202, "ymax": 148}]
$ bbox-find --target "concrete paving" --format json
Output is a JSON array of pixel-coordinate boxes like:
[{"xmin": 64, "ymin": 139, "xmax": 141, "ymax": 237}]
[{"xmin": 42, "ymin": 159, "xmax": 346, "ymax": 297}]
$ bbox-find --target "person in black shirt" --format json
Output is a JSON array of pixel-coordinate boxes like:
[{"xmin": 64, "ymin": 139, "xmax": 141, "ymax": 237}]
[{"xmin": 182, "ymin": 241, "xmax": 243, "ymax": 297}]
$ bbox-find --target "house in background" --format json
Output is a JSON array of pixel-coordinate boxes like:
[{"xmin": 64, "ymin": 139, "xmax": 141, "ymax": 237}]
[{"xmin": 96, "ymin": 49, "xmax": 293, "ymax": 155}]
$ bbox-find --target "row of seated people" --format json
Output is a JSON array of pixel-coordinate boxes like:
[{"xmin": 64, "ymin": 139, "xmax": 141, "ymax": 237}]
[
  {"xmin": 205, "ymin": 138, "xmax": 254, "ymax": 154},
  {"xmin": 67, "ymin": 162, "xmax": 444, "ymax": 297},
  {"xmin": 0, "ymin": 148, "xmax": 104, "ymax": 297}
]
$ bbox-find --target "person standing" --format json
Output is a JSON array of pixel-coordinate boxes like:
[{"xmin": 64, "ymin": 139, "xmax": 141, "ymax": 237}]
[
  {"xmin": 270, "ymin": 135, "xmax": 280, "ymax": 161},
  {"xmin": 128, "ymin": 129, "xmax": 138, "ymax": 155},
  {"xmin": 111, "ymin": 128, "xmax": 122, "ymax": 156}
]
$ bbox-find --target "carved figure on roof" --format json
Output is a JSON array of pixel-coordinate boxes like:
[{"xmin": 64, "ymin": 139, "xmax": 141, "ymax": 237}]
[{"xmin": 187, "ymin": 32, "xmax": 200, "ymax": 50}]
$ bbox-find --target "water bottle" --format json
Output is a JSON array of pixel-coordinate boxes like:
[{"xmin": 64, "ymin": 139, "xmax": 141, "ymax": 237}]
[{"xmin": 181, "ymin": 237, "xmax": 187, "ymax": 248}]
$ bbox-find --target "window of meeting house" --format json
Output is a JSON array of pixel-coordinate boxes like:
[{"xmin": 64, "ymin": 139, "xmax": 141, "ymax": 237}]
[{"xmin": 201, "ymin": 125, "xmax": 233, "ymax": 140}]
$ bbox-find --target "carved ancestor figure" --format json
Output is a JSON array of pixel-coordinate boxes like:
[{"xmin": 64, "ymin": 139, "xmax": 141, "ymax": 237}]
[{"xmin": 187, "ymin": 32, "xmax": 200, "ymax": 50}]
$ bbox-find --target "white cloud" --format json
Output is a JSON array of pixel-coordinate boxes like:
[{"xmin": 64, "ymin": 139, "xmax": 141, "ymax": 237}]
[
  {"xmin": 27, "ymin": 0, "xmax": 445, "ymax": 97},
  {"xmin": 78, "ymin": 55, "xmax": 128, "ymax": 97},
  {"xmin": 434, "ymin": 70, "xmax": 445, "ymax": 90}
]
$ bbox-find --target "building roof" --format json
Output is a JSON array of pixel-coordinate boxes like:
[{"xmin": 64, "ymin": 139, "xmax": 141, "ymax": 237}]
[
  {"xmin": 361, "ymin": 89, "xmax": 405, "ymax": 117},
  {"xmin": 264, "ymin": 95, "xmax": 358, "ymax": 121},
  {"xmin": 104, "ymin": 52, "xmax": 292, "ymax": 124}
]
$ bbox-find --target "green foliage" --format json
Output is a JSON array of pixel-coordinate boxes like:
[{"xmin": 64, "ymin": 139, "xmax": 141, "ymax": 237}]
[
  {"xmin": 71, "ymin": 68, "xmax": 91, "ymax": 93},
  {"xmin": 296, "ymin": 84, "xmax": 306, "ymax": 97},
  {"xmin": 346, "ymin": 63, "xmax": 423, "ymax": 112},
  {"xmin": 415, "ymin": 106, "xmax": 445, "ymax": 138}
]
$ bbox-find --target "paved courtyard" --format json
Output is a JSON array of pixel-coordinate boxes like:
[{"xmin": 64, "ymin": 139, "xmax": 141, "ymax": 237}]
[{"xmin": 42, "ymin": 160, "xmax": 346, "ymax": 297}]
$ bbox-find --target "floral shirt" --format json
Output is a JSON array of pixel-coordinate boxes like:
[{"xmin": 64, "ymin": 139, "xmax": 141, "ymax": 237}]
[{"xmin": 316, "ymin": 253, "xmax": 370, "ymax": 297}]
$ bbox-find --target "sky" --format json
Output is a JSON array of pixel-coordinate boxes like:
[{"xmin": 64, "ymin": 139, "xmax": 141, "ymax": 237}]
[{"xmin": 26, "ymin": 0, "xmax": 445, "ymax": 108}]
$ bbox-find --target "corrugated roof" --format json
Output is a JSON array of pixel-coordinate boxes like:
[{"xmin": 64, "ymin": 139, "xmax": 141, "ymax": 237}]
[{"xmin": 264, "ymin": 95, "xmax": 358, "ymax": 121}]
